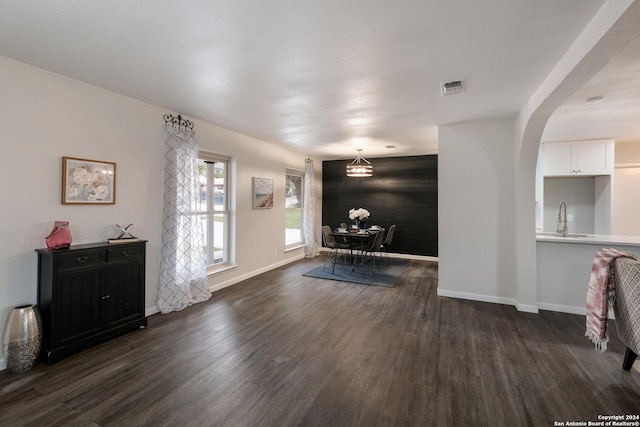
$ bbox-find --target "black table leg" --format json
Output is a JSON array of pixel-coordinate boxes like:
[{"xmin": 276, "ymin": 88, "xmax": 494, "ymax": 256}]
[{"xmin": 623, "ymin": 347, "xmax": 638, "ymax": 371}]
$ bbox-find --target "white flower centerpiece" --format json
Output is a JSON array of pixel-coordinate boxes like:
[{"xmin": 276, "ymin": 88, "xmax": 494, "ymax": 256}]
[{"xmin": 349, "ymin": 208, "xmax": 370, "ymax": 229}]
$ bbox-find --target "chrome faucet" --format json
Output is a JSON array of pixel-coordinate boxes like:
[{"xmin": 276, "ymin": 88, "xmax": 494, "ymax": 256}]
[{"xmin": 556, "ymin": 200, "xmax": 568, "ymax": 237}]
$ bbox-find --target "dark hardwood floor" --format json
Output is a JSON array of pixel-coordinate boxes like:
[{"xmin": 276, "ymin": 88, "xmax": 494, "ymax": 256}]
[{"xmin": 1, "ymin": 257, "xmax": 638, "ymax": 426}]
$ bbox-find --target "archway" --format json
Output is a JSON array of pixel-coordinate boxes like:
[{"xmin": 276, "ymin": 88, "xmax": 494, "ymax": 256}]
[{"xmin": 514, "ymin": 0, "xmax": 640, "ymax": 311}]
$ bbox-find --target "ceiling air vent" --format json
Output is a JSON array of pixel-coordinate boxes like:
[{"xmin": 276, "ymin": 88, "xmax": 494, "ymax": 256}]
[{"xmin": 441, "ymin": 79, "xmax": 464, "ymax": 96}]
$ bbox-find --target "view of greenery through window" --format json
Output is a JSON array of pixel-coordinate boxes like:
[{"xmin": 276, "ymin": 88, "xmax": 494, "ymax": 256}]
[{"xmin": 285, "ymin": 171, "xmax": 303, "ymax": 246}]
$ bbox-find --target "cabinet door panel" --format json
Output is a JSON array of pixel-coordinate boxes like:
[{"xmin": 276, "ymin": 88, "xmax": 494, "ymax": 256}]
[
  {"xmin": 574, "ymin": 141, "xmax": 608, "ymax": 175},
  {"xmin": 543, "ymin": 143, "xmax": 573, "ymax": 175},
  {"xmin": 53, "ymin": 268, "xmax": 103, "ymax": 346},
  {"xmin": 105, "ymin": 260, "xmax": 144, "ymax": 328}
]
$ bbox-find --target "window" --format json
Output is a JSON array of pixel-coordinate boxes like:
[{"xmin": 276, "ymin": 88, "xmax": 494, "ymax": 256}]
[
  {"xmin": 285, "ymin": 169, "xmax": 304, "ymax": 248},
  {"xmin": 197, "ymin": 152, "xmax": 231, "ymax": 268}
]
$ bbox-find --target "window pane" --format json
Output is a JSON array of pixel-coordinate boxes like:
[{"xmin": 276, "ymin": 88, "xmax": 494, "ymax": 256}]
[
  {"xmin": 197, "ymin": 159, "xmax": 208, "ymax": 212},
  {"xmin": 213, "ymin": 161, "xmax": 225, "ymax": 210},
  {"xmin": 213, "ymin": 213, "xmax": 226, "ymax": 264},
  {"xmin": 285, "ymin": 208, "xmax": 303, "ymax": 245},
  {"xmin": 286, "ymin": 174, "xmax": 302, "ymax": 208},
  {"xmin": 201, "ymin": 213, "xmax": 213, "ymax": 263},
  {"xmin": 285, "ymin": 172, "xmax": 304, "ymax": 246},
  {"xmin": 201, "ymin": 213, "xmax": 227, "ymax": 264}
]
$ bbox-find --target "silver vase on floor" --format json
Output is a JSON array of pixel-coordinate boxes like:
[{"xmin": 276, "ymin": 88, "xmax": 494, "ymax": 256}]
[{"xmin": 3, "ymin": 304, "xmax": 42, "ymax": 374}]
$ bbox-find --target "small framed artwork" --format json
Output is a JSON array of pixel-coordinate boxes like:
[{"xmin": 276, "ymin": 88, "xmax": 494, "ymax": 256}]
[
  {"xmin": 62, "ymin": 156, "xmax": 116, "ymax": 204},
  {"xmin": 252, "ymin": 177, "xmax": 274, "ymax": 209}
]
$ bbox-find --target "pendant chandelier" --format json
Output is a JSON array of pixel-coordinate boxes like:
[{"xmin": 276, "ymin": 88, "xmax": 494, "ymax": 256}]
[{"xmin": 346, "ymin": 149, "xmax": 373, "ymax": 177}]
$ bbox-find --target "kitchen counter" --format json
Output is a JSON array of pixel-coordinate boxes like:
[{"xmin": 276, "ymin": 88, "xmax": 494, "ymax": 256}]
[
  {"xmin": 535, "ymin": 232, "xmax": 640, "ymax": 247},
  {"xmin": 536, "ymin": 233, "xmax": 640, "ymax": 315}
]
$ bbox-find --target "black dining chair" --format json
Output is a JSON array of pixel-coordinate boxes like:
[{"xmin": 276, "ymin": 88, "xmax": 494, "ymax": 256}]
[
  {"xmin": 359, "ymin": 230, "xmax": 386, "ymax": 276},
  {"xmin": 322, "ymin": 225, "xmax": 350, "ymax": 273},
  {"xmin": 380, "ymin": 225, "xmax": 396, "ymax": 264}
]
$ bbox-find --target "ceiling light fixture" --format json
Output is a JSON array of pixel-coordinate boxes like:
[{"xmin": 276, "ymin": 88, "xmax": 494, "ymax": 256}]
[{"xmin": 346, "ymin": 149, "xmax": 373, "ymax": 177}]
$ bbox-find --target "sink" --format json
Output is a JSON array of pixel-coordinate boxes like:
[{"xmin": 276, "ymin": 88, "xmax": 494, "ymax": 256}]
[{"xmin": 536, "ymin": 231, "xmax": 589, "ymax": 238}]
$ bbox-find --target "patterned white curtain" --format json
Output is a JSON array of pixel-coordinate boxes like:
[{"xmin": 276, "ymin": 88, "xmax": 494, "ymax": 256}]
[
  {"xmin": 304, "ymin": 158, "xmax": 320, "ymax": 258},
  {"xmin": 157, "ymin": 120, "xmax": 212, "ymax": 314}
]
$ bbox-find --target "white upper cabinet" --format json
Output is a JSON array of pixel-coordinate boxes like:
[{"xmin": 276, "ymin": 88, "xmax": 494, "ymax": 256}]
[
  {"xmin": 543, "ymin": 143, "xmax": 572, "ymax": 175},
  {"xmin": 542, "ymin": 139, "xmax": 613, "ymax": 176}
]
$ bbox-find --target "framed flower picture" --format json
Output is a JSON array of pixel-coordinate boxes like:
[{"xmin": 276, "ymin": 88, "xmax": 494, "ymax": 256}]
[{"xmin": 62, "ymin": 157, "xmax": 116, "ymax": 204}]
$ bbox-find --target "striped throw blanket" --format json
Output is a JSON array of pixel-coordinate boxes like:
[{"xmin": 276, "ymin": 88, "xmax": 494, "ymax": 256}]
[{"xmin": 585, "ymin": 247, "xmax": 638, "ymax": 352}]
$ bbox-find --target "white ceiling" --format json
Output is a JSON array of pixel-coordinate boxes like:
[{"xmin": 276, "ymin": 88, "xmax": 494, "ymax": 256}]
[
  {"xmin": 1, "ymin": 0, "xmax": 627, "ymax": 159},
  {"xmin": 542, "ymin": 34, "xmax": 640, "ymax": 144}
]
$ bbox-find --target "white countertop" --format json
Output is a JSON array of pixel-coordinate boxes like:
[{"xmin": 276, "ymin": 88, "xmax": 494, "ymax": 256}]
[{"xmin": 536, "ymin": 232, "xmax": 640, "ymax": 246}]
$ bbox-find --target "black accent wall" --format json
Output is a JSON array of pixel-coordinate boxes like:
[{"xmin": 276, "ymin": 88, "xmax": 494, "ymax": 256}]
[{"xmin": 322, "ymin": 155, "xmax": 438, "ymax": 256}]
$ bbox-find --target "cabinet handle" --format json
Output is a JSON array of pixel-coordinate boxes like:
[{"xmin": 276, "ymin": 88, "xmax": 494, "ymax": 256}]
[
  {"xmin": 76, "ymin": 256, "xmax": 89, "ymax": 263},
  {"xmin": 122, "ymin": 250, "xmax": 132, "ymax": 257},
  {"xmin": 101, "ymin": 294, "xmax": 111, "ymax": 300}
]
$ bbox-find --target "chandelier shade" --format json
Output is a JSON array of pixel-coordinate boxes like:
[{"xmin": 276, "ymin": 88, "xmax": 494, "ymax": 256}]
[{"xmin": 346, "ymin": 149, "xmax": 373, "ymax": 177}]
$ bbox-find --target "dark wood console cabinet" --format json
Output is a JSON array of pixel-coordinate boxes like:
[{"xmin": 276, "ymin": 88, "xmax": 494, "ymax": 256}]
[{"xmin": 36, "ymin": 240, "xmax": 147, "ymax": 363}]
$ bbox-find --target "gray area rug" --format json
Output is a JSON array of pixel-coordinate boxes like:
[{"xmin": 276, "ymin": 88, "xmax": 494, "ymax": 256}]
[{"xmin": 303, "ymin": 259, "xmax": 408, "ymax": 287}]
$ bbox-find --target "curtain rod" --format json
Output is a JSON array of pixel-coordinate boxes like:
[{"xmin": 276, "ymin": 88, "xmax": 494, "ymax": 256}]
[{"xmin": 163, "ymin": 114, "xmax": 194, "ymax": 132}]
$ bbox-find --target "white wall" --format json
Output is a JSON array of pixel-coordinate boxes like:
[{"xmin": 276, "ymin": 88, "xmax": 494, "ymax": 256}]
[
  {"xmin": 438, "ymin": 117, "xmax": 517, "ymax": 305},
  {"xmin": 613, "ymin": 167, "xmax": 640, "ymax": 236},
  {"xmin": 0, "ymin": 55, "xmax": 316, "ymax": 367},
  {"xmin": 613, "ymin": 142, "xmax": 640, "ymax": 236},
  {"xmin": 615, "ymin": 142, "xmax": 640, "ymax": 163}
]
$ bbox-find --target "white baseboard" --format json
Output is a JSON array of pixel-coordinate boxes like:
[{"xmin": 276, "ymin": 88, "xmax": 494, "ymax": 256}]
[
  {"xmin": 389, "ymin": 253, "xmax": 438, "ymax": 262},
  {"xmin": 436, "ymin": 288, "xmax": 617, "ymax": 318},
  {"xmin": 205, "ymin": 252, "xmax": 435, "ymax": 296},
  {"xmin": 437, "ymin": 288, "xmax": 518, "ymax": 308},
  {"xmin": 436, "ymin": 289, "xmax": 540, "ymax": 314},
  {"xmin": 144, "ymin": 255, "xmax": 307, "ymax": 317},
  {"xmin": 537, "ymin": 302, "xmax": 585, "ymax": 316},
  {"xmin": 206, "ymin": 251, "xmax": 435, "ymax": 294},
  {"xmin": 537, "ymin": 302, "xmax": 615, "ymax": 319},
  {"xmin": 517, "ymin": 303, "xmax": 539, "ymax": 314},
  {"xmin": 319, "ymin": 247, "xmax": 438, "ymax": 263},
  {"xmin": 208, "ymin": 253, "xmax": 306, "ymax": 293}
]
